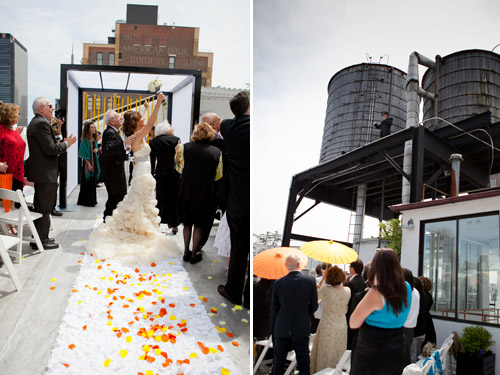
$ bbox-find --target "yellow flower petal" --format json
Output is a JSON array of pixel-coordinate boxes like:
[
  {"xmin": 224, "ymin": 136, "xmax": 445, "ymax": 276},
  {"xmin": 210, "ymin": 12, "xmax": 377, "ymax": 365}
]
[
  {"xmin": 169, "ymin": 315, "xmax": 177, "ymax": 320},
  {"xmin": 126, "ymin": 336, "xmax": 132, "ymax": 343},
  {"xmin": 138, "ymin": 306, "xmax": 145, "ymax": 313},
  {"xmin": 219, "ymin": 321, "xmax": 226, "ymax": 325},
  {"xmin": 143, "ymin": 345, "xmax": 151, "ymax": 352},
  {"xmin": 107, "ymin": 321, "xmax": 112, "ymax": 326},
  {"xmin": 221, "ymin": 368, "xmax": 230, "ymax": 375},
  {"xmin": 242, "ymin": 319, "xmax": 249, "ymax": 323},
  {"xmin": 50, "ymin": 278, "xmax": 56, "ymax": 282},
  {"xmin": 154, "ymin": 348, "xmax": 161, "ymax": 355},
  {"xmin": 119, "ymin": 349, "xmax": 127, "ymax": 358},
  {"xmin": 145, "ymin": 371, "xmax": 154, "ymax": 375},
  {"xmin": 104, "ymin": 359, "xmax": 111, "ymax": 367},
  {"xmin": 190, "ymin": 352, "xmax": 198, "ymax": 358},
  {"xmin": 208, "ymin": 313, "xmax": 215, "ymax": 317},
  {"xmin": 207, "ymin": 276, "xmax": 213, "ymax": 280},
  {"xmin": 209, "ymin": 348, "xmax": 218, "ymax": 353}
]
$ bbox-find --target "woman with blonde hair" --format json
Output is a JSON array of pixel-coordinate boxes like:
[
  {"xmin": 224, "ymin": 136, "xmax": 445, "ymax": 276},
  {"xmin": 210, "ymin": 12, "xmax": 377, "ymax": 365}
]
[
  {"xmin": 0, "ymin": 103, "xmax": 25, "ymax": 234},
  {"xmin": 310, "ymin": 265, "xmax": 351, "ymax": 372},
  {"xmin": 77, "ymin": 122, "xmax": 100, "ymax": 207},
  {"xmin": 175, "ymin": 122, "xmax": 222, "ymax": 264}
]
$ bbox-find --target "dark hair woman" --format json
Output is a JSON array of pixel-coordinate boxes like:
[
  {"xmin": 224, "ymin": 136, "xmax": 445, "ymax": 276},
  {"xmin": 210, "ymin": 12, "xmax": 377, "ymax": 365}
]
[
  {"xmin": 349, "ymin": 248, "xmax": 412, "ymax": 375},
  {"xmin": 77, "ymin": 122, "xmax": 100, "ymax": 206}
]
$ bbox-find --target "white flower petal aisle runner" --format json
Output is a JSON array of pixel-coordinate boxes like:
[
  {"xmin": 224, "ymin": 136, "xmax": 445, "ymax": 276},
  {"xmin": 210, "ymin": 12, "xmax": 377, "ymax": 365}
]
[{"xmin": 46, "ymin": 252, "xmax": 242, "ymax": 375}]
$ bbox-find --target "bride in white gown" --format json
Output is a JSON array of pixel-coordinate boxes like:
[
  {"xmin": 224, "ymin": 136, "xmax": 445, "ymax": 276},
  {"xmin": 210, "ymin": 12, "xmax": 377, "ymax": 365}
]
[{"xmin": 85, "ymin": 93, "xmax": 179, "ymax": 264}]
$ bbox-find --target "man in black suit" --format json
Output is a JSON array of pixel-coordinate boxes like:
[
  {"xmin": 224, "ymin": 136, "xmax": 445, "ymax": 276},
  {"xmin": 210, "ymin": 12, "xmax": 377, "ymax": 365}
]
[
  {"xmin": 271, "ymin": 254, "xmax": 318, "ymax": 375},
  {"xmin": 27, "ymin": 97, "xmax": 76, "ymax": 249},
  {"xmin": 372, "ymin": 111, "xmax": 393, "ymax": 137},
  {"xmin": 346, "ymin": 259, "xmax": 366, "ymax": 349},
  {"xmin": 149, "ymin": 121, "xmax": 181, "ymax": 233},
  {"xmin": 217, "ymin": 92, "xmax": 250, "ymax": 308},
  {"xmin": 101, "ymin": 110, "xmax": 135, "ymax": 221}
]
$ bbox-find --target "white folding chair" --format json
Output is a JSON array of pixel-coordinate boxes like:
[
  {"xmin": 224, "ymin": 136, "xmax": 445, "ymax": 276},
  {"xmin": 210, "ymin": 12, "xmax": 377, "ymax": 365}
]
[
  {"xmin": 254, "ymin": 335, "xmax": 273, "ymax": 374},
  {"xmin": 402, "ymin": 358, "xmax": 434, "ymax": 375},
  {"xmin": 0, "ymin": 234, "xmax": 22, "ymax": 290},
  {"xmin": 332, "ymin": 349, "xmax": 351, "ymax": 375},
  {"xmin": 0, "ymin": 188, "xmax": 43, "ymax": 263},
  {"xmin": 438, "ymin": 334, "xmax": 454, "ymax": 375}
]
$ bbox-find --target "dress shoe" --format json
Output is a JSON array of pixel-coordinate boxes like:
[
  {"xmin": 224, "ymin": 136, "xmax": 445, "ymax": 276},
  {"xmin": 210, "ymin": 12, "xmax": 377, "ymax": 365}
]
[
  {"xmin": 189, "ymin": 251, "xmax": 203, "ymax": 264},
  {"xmin": 183, "ymin": 250, "xmax": 192, "ymax": 262},
  {"xmin": 31, "ymin": 239, "xmax": 59, "ymax": 250},
  {"xmin": 51, "ymin": 209, "xmax": 63, "ymax": 216},
  {"xmin": 217, "ymin": 285, "xmax": 241, "ymax": 305}
]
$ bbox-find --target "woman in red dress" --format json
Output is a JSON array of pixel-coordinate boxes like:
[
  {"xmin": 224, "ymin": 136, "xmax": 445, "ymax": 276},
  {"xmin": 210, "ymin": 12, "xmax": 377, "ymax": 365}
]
[{"xmin": 0, "ymin": 103, "xmax": 26, "ymax": 234}]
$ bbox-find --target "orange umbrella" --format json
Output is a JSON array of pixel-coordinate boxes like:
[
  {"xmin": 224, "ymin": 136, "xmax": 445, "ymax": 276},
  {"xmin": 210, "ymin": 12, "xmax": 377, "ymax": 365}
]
[
  {"xmin": 300, "ymin": 240, "xmax": 358, "ymax": 264},
  {"xmin": 253, "ymin": 247, "xmax": 308, "ymax": 280}
]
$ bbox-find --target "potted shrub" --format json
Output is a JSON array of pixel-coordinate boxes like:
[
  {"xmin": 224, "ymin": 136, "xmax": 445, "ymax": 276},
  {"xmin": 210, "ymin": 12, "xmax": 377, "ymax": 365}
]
[{"xmin": 457, "ymin": 326, "xmax": 496, "ymax": 375}]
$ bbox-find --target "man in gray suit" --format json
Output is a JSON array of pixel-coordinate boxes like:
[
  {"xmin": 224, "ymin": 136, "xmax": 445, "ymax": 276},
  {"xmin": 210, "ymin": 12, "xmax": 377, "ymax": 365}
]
[
  {"xmin": 271, "ymin": 254, "xmax": 318, "ymax": 375},
  {"xmin": 27, "ymin": 97, "xmax": 76, "ymax": 249}
]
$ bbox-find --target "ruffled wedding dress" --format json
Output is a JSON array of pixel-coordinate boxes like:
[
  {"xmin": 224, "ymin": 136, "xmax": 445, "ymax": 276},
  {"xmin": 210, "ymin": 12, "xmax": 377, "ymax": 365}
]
[{"xmin": 85, "ymin": 144, "xmax": 179, "ymax": 264}]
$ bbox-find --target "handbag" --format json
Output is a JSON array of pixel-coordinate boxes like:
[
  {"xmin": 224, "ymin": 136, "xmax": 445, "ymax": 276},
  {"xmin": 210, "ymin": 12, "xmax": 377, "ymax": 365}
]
[{"xmin": 0, "ymin": 173, "xmax": 13, "ymax": 212}]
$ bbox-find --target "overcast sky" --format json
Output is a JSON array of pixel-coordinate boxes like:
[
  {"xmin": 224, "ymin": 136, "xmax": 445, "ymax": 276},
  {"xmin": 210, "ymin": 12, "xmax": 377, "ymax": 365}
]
[
  {"xmin": 253, "ymin": 0, "xmax": 500, "ymax": 243},
  {"xmin": 1, "ymin": 0, "xmax": 250, "ymax": 105}
]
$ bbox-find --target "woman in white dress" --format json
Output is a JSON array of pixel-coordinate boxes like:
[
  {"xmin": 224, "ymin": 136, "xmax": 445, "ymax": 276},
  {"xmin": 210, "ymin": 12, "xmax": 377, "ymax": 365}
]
[{"xmin": 85, "ymin": 93, "xmax": 179, "ymax": 264}]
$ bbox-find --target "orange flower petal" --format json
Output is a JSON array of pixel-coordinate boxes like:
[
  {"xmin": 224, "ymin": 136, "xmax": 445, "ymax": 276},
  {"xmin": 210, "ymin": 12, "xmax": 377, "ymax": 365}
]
[
  {"xmin": 190, "ymin": 303, "xmax": 195, "ymax": 307},
  {"xmin": 232, "ymin": 341, "xmax": 239, "ymax": 346},
  {"xmin": 72, "ymin": 289, "xmax": 78, "ymax": 292},
  {"xmin": 68, "ymin": 344, "xmax": 75, "ymax": 350},
  {"xmin": 183, "ymin": 359, "xmax": 190, "ymax": 364},
  {"xmin": 226, "ymin": 332, "xmax": 234, "ymax": 338},
  {"xmin": 50, "ymin": 287, "xmax": 56, "ymax": 290},
  {"xmin": 134, "ymin": 268, "xmax": 140, "ymax": 273},
  {"xmin": 202, "ymin": 347, "xmax": 209, "ymax": 354},
  {"xmin": 217, "ymin": 345, "xmax": 224, "ymax": 352},
  {"xmin": 62, "ymin": 363, "xmax": 70, "ymax": 368},
  {"xmin": 151, "ymin": 262, "xmax": 156, "ymax": 267},
  {"xmin": 82, "ymin": 325, "xmax": 87, "ymax": 330}
]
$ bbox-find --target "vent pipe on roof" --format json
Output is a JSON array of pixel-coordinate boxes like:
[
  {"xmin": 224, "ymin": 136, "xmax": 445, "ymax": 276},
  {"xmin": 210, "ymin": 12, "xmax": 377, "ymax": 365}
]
[
  {"xmin": 449, "ymin": 153, "xmax": 463, "ymax": 197},
  {"xmin": 402, "ymin": 52, "xmax": 438, "ymax": 204},
  {"xmin": 352, "ymin": 184, "xmax": 367, "ymax": 252}
]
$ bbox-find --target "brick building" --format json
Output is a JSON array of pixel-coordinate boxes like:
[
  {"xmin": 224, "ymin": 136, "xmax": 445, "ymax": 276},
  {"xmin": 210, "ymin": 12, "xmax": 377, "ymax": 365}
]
[{"xmin": 82, "ymin": 4, "xmax": 213, "ymax": 87}]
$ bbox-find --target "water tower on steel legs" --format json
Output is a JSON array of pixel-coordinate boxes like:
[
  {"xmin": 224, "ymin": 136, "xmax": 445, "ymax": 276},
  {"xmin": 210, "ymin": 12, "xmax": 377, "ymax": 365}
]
[{"xmin": 320, "ymin": 62, "xmax": 407, "ymax": 250}]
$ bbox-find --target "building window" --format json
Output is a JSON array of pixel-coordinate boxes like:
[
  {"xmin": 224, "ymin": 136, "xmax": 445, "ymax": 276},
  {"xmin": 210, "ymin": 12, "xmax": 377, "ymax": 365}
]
[
  {"xmin": 422, "ymin": 213, "xmax": 500, "ymax": 324},
  {"xmin": 169, "ymin": 55, "xmax": 175, "ymax": 69},
  {"xmin": 96, "ymin": 52, "xmax": 103, "ymax": 65},
  {"xmin": 109, "ymin": 53, "xmax": 115, "ymax": 66}
]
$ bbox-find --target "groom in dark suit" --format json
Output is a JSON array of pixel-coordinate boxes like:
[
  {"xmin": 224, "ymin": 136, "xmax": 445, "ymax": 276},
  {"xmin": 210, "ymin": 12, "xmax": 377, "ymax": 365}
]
[
  {"xmin": 101, "ymin": 110, "xmax": 135, "ymax": 221},
  {"xmin": 217, "ymin": 92, "xmax": 250, "ymax": 309},
  {"xmin": 27, "ymin": 97, "xmax": 76, "ymax": 249},
  {"xmin": 271, "ymin": 254, "xmax": 318, "ymax": 375}
]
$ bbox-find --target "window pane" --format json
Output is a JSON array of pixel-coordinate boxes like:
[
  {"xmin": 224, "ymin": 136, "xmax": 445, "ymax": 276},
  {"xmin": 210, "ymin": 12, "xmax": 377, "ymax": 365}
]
[
  {"xmin": 109, "ymin": 53, "xmax": 115, "ymax": 66},
  {"xmin": 423, "ymin": 220, "xmax": 456, "ymax": 318},
  {"xmin": 458, "ymin": 215, "xmax": 500, "ymax": 323},
  {"xmin": 97, "ymin": 52, "xmax": 103, "ymax": 65},
  {"xmin": 169, "ymin": 56, "xmax": 175, "ymax": 69}
]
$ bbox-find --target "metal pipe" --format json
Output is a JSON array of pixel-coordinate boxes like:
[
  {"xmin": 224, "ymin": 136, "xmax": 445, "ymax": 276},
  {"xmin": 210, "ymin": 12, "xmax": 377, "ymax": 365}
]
[
  {"xmin": 352, "ymin": 183, "xmax": 367, "ymax": 251},
  {"xmin": 449, "ymin": 153, "xmax": 463, "ymax": 197}
]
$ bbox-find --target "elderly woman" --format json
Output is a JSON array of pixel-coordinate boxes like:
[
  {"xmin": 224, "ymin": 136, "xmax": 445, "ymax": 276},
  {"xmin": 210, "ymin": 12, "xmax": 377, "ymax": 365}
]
[
  {"xmin": 149, "ymin": 121, "xmax": 181, "ymax": 235},
  {"xmin": 0, "ymin": 103, "xmax": 25, "ymax": 234},
  {"xmin": 310, "ymin": 265, "xmax": 351, "ymax": 373},
  {"xmin": 77, "ymin": 122, "xmax": 100, "ymax": 207},
  {"xmin": 175, "ymin": 122, "xmax": 222, "ymax": 264}
]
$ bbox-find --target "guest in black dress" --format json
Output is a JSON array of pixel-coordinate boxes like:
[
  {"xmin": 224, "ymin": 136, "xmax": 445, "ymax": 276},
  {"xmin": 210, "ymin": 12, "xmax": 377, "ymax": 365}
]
[
  {"xmin": 175, "ymin": 122, "xmax": 222, "ymax": 264},
  {"xmin": 150, "ymin": 121, "xmax": 181, "ymax": 234},
  {"xmin": 77, "ymin": 122, "xmax": 100, "ymax": 207}
]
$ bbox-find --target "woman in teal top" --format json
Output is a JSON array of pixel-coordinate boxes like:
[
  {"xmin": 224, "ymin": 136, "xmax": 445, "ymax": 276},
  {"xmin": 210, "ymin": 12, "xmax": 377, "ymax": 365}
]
[
  {"xmin": 350, "ymin": 248, "xmax": 411, "ymax": 375},
  {"xmin": 77, "ymin": 122, "xmax": 100, "ymax": 207}
]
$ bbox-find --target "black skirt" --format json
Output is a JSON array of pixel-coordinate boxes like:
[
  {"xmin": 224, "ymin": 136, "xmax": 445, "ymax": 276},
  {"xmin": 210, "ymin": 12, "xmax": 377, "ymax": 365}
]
[
  {"xmin": 351, "ymin": 323, "xmax": 405, "ymax": 375},
  {"xmin": 77, "ymin": 159, "xmax": 97, "ymax": 207}
]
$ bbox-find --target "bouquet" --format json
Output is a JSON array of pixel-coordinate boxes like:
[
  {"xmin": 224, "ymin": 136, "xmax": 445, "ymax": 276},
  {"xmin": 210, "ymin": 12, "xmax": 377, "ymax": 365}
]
[
  {"xmin": 148, "ymin": 78, "xmax": 167, "ymax": 106},
  {"xmin": 148, "ymin": 78, "xmax": 163, "ymax": 94}
]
